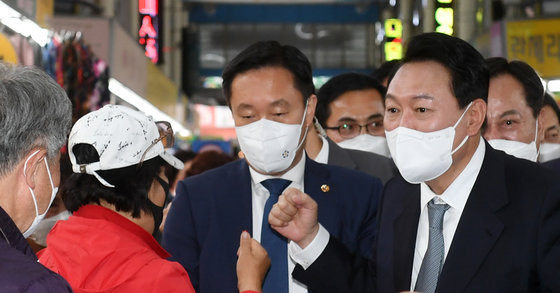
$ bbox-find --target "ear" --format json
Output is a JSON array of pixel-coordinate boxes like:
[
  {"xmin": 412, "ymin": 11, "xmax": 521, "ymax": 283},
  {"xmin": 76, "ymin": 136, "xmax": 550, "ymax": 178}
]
[
  {"xmin": 22, "ymin": 149, "xmax": 47, "ymax": 190},
  {"xmin": 466, "ymin": 99, "xmax": 487, "ymax": 136},
  {"xmin": 305, "ymin": 95, "xmax": 317, "ymax": 128}
]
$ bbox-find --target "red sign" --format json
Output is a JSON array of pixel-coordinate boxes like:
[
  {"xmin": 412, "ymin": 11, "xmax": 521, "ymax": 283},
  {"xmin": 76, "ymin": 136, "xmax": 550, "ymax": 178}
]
[{"xmin": 138, "ymin": 0, "xmax": 161, "ymax": 64}]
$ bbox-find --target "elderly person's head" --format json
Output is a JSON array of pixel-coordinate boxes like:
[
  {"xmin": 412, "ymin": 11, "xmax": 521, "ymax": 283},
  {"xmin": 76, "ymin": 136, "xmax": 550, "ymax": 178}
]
[
  {"xmin": 0, "ymin": 62, "xmax": 72, "ymax": 237},
  {"xmin": 63, "ymin": 105, "xmax": 184, "ymax": 235}
]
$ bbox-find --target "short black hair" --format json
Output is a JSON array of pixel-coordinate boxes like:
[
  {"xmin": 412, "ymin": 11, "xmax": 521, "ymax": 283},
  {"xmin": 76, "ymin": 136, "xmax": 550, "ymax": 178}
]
[
  {"xmin": 395, "ymin": 32, "xmax": 489, "ymax": 109},
  {"xmin": 62, "ymin": 143, "xmax": 164, "ymax": 218},
  {"xmin": 371, "ymin": 60, "xmax": 401, "ymax": 84},
  {"xmin": 543, "ymin": 92, "xmax": 560, "ymax": 121},
  {"xmin": 486, "ymin": 57, "xmax": 544, "ymax": 118},
  {"xmin": 316, "ymin": 72, "xmax": 386, "ymax": 128},
  {"xmin": 222, "ymin": 40, "xmax": 314, "ymax": 106}
]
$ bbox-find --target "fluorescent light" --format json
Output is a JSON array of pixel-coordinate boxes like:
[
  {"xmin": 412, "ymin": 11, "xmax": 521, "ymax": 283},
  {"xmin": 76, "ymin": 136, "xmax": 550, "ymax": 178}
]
[
  {"xmin": 108, "ymin": 78, "xmax": 191, "ymax": 137},
  {"xmin": 548, "ymin": 79, "xmax": 560, "ymax": 92},
  {"xmin": 0, "ymin": 1, "xmax": 49, "ymax": 46}
]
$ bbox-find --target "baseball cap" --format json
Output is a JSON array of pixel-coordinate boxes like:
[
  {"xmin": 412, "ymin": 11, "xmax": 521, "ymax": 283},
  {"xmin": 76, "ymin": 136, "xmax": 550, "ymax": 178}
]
[{"xmin": 68, "ymin": 105, "xmax": 184, "ymax": 188}]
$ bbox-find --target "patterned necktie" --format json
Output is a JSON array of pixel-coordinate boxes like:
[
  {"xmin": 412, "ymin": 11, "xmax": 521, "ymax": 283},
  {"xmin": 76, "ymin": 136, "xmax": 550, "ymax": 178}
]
[
  {"xmin": 415, "ymin": 199, "xmax": 450, "ymax": 293},
  {"xmin": 261, "ymin": 179, "xmax": 292, "ymax": 293}
]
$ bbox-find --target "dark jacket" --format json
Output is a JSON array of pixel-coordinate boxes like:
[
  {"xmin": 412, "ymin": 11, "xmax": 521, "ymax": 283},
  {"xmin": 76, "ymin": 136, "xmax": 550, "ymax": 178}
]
[
  {"xmin": 294, "ymin": 143, "xmax": 560, "ymax": 292},
  {"xmin": 0, "ymin": 206, "xmax": 72, "ymax": 292}
]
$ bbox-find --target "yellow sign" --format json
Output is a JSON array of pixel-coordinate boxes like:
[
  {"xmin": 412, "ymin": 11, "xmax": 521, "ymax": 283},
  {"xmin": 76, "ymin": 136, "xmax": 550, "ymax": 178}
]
[
  {"xmin": 385, "ymin": 42, "xmax": 403, "ymax": 61},
  {"xmin": 0, "ymin": 33, "xmax": 18, "ymax": 64},
  {"xmin": 385, "ymin": 19, "xmax": 402, "ymax": 39},
  {"xmin": 435, "ymin": 7, "xmax": 454, "ymax": 35},
  {"xmin": 506, "ymin": 19, "xmax": 560, "ymax": 78}
]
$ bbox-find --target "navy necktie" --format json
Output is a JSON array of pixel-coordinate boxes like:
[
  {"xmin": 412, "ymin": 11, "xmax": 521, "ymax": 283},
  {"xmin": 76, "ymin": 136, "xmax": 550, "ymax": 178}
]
[{"xmin": 261, "ymin": 178, "xmax": 292, "ymax": 293}]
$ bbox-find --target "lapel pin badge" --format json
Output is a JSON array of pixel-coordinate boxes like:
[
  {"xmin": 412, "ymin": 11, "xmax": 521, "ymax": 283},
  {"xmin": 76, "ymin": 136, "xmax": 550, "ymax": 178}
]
[{"xmin": 321, "ymin": 184, "xmax": 330, "ymax": 193}]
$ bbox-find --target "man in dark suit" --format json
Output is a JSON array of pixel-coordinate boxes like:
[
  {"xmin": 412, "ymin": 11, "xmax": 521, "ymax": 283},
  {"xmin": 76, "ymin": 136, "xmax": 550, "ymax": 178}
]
[
  {"xmin": 162, "ymin": 41, "xmax": 383, "ymax": 293},
  {"xmin": 267, "ymin": 32, "xmax": 560, "ymax": 293}
]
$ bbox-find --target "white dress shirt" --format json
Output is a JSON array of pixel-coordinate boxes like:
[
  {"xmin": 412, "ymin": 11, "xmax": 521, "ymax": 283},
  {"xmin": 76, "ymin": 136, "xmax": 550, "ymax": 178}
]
[
  {"xmin": 409, "ymin": 138, "xmax": 485, "ymax": 291},
  {"xmin": 313, "ymin": 135, "xmax": 330, "ymax": 164},
  {"xmin": 290, "ymin": 137, "xmax": 487, "ymax": 291},
  {"xmin": 249, "ymin": 152, "xmax": 308, "ymax": 293}
]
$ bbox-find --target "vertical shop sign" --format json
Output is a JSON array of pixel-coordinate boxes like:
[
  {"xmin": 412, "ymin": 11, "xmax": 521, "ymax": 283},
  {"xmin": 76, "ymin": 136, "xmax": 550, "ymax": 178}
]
[
  {"xmin": 384, "ymin": 18, "xmax": 402, "ymax": 61},
  {"xmin": 138, "ymin": 0, "xmax": 161, "ymax": 64},
  {"xmin": 434, "ymin": 0, "xmax": 454, "ymax": 35}
]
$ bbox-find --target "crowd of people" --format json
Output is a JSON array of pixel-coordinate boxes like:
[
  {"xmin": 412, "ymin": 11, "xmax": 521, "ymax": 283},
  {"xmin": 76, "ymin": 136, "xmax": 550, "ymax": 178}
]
[{"xmin": 1, "ymin": 31, "xmax": 560, "ymax": 293}]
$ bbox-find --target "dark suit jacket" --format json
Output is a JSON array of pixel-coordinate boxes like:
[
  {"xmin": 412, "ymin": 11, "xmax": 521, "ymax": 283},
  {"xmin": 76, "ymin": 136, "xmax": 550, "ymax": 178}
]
[
  {"xmin": 162, "ymin": 157, "xmax": 382, "ymax": 293},
  {"xmin": 293, "ymin": 144, "xmax": 560, "ymax": 293},
  {"xmin": 326, "ymin": 137, "xmax": 397, "ymax": 184},
  {"xmin": 542, "ymin": 157, "xmax": 560, "ymax": 175}
]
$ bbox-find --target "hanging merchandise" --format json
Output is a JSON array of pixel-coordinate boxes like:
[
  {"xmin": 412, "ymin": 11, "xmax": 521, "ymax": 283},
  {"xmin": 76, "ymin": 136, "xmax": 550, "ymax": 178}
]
[{"xmin": 42, "ymin": 32, "xmax": 110, "ymax": 122}]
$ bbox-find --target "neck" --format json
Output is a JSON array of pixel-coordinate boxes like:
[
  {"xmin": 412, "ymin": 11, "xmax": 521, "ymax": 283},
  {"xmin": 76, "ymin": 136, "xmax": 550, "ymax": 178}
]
[
  {"xmin": 304, "ymin": 126, "xmax": 323, "ymax": 160},
  {"xmin": 426, "ymin": 135, "xmax": 480, "ymax": 195},
  {"xmin": 0, "ymin": 165, "xmax": 30, "ymax": 232},
  {"xmin": 98, "ymin": 201, "xmax": 154, "ymax": 234}
]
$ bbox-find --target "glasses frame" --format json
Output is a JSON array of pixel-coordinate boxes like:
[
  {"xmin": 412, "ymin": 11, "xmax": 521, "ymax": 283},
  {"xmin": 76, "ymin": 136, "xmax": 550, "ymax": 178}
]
[
  {"xmin": 139, "ymin": 121, "xmax": 174, "ymax": 164},
  {"xmin": 324, "ymin": 121, "xmax": 383, "ymax": 139}
]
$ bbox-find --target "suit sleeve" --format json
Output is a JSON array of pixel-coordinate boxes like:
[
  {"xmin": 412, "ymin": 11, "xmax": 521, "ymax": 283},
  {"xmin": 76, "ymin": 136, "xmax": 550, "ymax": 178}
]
[
  {"xmin": 292, "ymin": 236, "xmax": 376, "ymax": 293},
  {"xmin": 538, "ymin": 178, "xmax": 560, "ymax": 291},
  {"xmin": 162, "ymin": 180, "xmax": 201, "ymax": 291},
  {"xmin": 356, "ymin": 177, "xmax": 383, "ymax": 260}
]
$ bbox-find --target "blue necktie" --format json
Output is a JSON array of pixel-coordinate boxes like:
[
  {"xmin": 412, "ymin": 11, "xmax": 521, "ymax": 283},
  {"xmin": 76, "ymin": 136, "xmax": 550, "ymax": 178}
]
[
  {"xmin": 261, "ymin": 178, "xmax": 292, "ymax": 293},
  {"xmin": 415, "ymin": 199, "xmax": 450, "ymax": 293}
]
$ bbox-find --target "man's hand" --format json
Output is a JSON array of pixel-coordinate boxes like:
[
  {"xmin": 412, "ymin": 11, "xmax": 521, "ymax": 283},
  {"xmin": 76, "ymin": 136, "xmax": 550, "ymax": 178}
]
[
  {"xmin": 236, "ymin": 231, "xmax": 270, "ymax": 292},
  {"xmin": 268, "ymin": 188, "xmax": 320, "ymax": 249}
]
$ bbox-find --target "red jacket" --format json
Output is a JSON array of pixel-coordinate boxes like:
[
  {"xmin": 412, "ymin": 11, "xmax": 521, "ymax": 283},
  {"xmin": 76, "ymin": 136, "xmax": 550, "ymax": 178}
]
[{"xmin": 38, "ymin": 205, "xmax": 195, "ymax": 293}]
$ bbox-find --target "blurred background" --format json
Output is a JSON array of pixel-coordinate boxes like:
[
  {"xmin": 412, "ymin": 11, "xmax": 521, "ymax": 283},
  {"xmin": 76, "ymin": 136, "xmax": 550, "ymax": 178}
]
[{"xmin": 1, "ymin": 0, "xmax": 559, "ymax": 156}]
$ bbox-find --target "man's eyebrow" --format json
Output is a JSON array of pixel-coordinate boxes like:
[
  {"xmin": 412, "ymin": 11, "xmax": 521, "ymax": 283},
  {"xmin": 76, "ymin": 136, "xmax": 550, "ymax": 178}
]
[
  {"xmin": 384, "ymin": 93, "xmax": 435, "ymax": 101},
  {"xmin": 499, "ymin": 109, "xmax": 521, "ymax": 119},
  {"xmin": 367, "ymin": 113, "xmax": 384, "ymax": 120}
]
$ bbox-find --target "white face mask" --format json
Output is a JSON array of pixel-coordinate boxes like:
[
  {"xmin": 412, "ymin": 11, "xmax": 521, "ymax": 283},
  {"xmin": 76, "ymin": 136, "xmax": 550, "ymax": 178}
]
[
  {"xmin": 337, "ymin": 134, "xmax": 391, "ymax": 158},
  {"xmin": 488, "ymin": 120, "xmax": 539, "ymax": 162},
  {"xmin": 22, "ymin": 150, "xmax": 59, "ymax": 238},
  {"xmin": 385, "ymin": 102, "xmax": 472, "ymax": 184},
  {"xmin": 29, "ymin": 210, "xmax": 71, "ymax": 246},
  {"xmin": 236, "ymin": 102, "xmax": 309, "ymax": 174},
  {"xmin": 538, "ymin": 143, "xmax": 560, "ymax": 163}
]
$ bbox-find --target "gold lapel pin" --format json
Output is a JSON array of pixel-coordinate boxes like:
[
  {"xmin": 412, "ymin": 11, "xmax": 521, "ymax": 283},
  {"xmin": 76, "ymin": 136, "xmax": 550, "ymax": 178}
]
[{"xmin": 321, "ymin": 184, "xmax": 330, "ymax": 193}]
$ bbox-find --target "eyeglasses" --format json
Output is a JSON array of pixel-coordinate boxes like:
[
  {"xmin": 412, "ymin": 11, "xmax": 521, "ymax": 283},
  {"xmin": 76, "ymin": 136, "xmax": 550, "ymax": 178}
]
[
  {"xmin": 324, "ymin": 121, "xmax": 383, "ymax": 139},
  {"xmin": 140, "ymin": 121, "xmax": 174, "ymax": 164}
]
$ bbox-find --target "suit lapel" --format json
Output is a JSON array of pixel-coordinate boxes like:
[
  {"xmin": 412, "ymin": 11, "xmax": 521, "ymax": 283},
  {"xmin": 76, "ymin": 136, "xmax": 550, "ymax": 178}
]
[
  {"xmin": 437, "ymin": 146, "xmax": 508, "ymax": 292},
  {"xmin": 304, "ymin": 156, "xmax": 330, "ymax": 201},
  {"xmin": 392, "ymin": 183, "xmax": 421, "ymax": 291},
  {"xmin": 326, "ymin": 137, "xmax": 357, "ymax": 170},
  {"xmin": 215, "ymin": 160, "xmax": 253, "ymax": 241}
]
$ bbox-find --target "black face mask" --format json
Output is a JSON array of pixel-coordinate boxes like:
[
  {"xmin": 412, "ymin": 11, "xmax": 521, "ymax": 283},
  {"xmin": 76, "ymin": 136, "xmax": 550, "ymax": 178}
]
[{"xmin": 148, "ymin": 175, "xmax": 170, "ymax": 236}]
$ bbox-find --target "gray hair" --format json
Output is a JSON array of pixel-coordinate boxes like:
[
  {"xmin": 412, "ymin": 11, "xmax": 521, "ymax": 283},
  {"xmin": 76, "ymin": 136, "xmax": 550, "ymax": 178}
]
[{"xmin": 0, "ymin": 62, "xmax": 72, "ymax": 177}]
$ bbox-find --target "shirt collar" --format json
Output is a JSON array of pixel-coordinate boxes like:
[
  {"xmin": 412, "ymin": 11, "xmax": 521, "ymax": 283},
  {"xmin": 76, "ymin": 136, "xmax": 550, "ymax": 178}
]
[
  {"xmin": 249, "ymin": 151, "xmax": 306, "ymax": 188},
  {"xmin": 314, "ymin": 136, "xmax": 330, "ymax": 164},
  {"xmin": 420, "ymin": 137, "xmax": 486, "ymax": 210}
]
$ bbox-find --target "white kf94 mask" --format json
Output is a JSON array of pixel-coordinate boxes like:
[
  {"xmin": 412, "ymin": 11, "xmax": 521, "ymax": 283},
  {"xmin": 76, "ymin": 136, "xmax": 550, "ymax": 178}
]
[
  {"xmin": 236, "ymin": 102, "xmax": 309, "ymax": 174},
  {"xmin": 385, "ymin": 102, "xmax": 472, "ymax": 184}
]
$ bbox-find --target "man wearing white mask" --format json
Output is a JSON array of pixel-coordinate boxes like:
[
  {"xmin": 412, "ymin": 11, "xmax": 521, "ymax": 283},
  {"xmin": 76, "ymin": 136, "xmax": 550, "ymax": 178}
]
[
  {"xmin": 304, "ymin": 73, "xmax": 396, "ymax": 184},
  {"xmin": 162, "ymin": 41, "xmax": 383, "ymax": 293},
  {"xmin": 539, "ymin": 92, "xmax": 560, "ymax": 172},
  {"xmin": 0, "ymin": 62, "xmax": 73, "ymax": 291},
  {"xmin": 483, "ymin": 57, "xmax": 545, "ymax": 162},
  {"xmin": 264, "ymin": 33, "xmax": 560, "ymax": 293}
]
